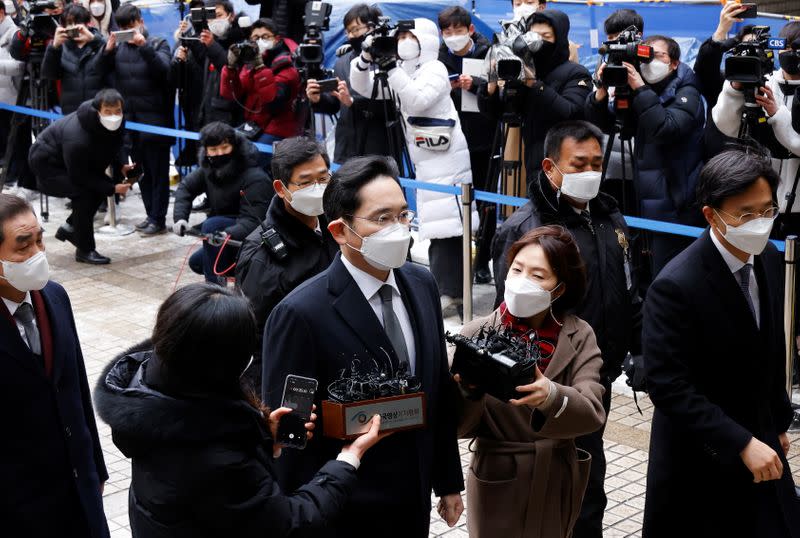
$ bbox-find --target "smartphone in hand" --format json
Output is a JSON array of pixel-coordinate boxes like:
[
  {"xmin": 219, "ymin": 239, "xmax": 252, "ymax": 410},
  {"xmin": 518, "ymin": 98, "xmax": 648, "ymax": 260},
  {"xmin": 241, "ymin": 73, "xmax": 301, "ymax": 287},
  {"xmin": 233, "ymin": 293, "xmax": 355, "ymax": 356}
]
[
  {"xmin": 317, "ymin": 77, "xmax": 340, "ymax": 93},
  {"xmin": 277, "ymin": 375, "xmax": 318, "ymax": 449},
  {"xmin": 113, "ymin": 29, "xmax": 135, "ymax": 43},
  {"xmin": 739, "ymin": 3, "xmax": 758, "ymax": 18}
]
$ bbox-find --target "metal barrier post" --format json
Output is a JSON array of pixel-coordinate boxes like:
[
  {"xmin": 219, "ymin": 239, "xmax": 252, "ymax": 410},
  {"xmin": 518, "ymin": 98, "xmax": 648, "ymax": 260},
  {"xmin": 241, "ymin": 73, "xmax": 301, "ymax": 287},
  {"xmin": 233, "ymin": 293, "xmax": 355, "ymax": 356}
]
[
  {"xmin": 462, "ymin": 180, "xmax": 473, "ymax": 323},
  {"xmin": 97, "ymin": 195, "xmax": 134, "ymax": 236},
  {"xmin": 784, "ymin": 236, "xmax": 799, "ymax": 432}
]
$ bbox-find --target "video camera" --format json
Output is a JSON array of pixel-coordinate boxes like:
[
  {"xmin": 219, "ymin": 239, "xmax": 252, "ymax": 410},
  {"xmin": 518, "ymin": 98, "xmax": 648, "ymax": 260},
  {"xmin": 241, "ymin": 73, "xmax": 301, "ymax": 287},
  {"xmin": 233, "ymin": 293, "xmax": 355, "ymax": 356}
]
[
  {"xmin": 485, "ymin": 18, "xmax": 543, "ymax": 84},
  {"xmin": 599, "ymin": 26, "xmax": 654, "ymax": 87},
  {"xmin": 362, "ymin": 16, "xmax": 415, "ymax": 69},
  {"xmin": 22, "ymin": 0, "xmax": 58, "ymax": 46},
  {"xmin": 190, "ymin": 6, "xmax": 215, "ymax": 33},
  {"xmin": 446, "ymin": 325, "xmax": 541, "ymax": 402},
  {"xmin": 295, "ymin": 1, "xmax": 333, "ymax": 81},
  {"xmin": 725, "ymin": 26, "xmax": 783, "ymax": 87},
  {"xmin": 230, "ymin": 41, "xmax": 259, "ymax": 67}
]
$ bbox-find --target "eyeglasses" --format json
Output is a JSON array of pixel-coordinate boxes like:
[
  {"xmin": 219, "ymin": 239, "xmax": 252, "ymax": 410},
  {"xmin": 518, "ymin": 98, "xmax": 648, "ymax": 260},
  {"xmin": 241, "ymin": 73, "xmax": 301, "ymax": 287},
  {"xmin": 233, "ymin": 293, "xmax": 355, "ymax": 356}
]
[
  {"xmin": 347, "ymin": 209, "xmax": 415, "ymax": 227},
  {"xmin": 289, "ymin": 174, "xmax": 331, "ymax": 189},
  {"xmin": 345, "ymin": 25, "xmax": 368, "ymax": 37},
  {"xmin": 716, "ymin": 206, "xmax": 780, "ymax": 226}
]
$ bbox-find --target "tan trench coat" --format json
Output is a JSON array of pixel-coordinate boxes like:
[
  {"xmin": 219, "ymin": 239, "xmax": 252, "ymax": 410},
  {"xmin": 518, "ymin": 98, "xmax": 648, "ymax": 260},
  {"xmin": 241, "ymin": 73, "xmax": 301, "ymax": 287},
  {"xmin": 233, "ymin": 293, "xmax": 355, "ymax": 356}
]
[{"xmin": 453, "ymin": 310, "xmax": 606, "ymax": 538}]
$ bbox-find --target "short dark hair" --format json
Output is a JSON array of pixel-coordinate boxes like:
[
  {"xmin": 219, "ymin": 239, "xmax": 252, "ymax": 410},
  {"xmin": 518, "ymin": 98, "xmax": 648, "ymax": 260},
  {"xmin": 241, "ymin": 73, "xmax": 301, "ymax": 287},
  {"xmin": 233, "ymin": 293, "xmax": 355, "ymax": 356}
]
[
  {"xmin": 92, "ymin": 88, "xmax": 124, "ymax": 110},
  {"xmin": 199, "ymin": 121, "xmax": 236, "ymax": 148},
  {"xmin": 250, "ymin": 18, "xmax": 277, "ymax": 37},
  {"xmin": 214, "ymin": 0, "xmax": 233, "ymax": 15},
  {"xmin": 604, "ymin": 9, "xmax": 644, "ymax": 37},
  {"xmin": 736, "ymin": 24, "xmax": 756, "ymax": 42},
  {"xmin": 271, "ymin": 136, "xmax": 330, "ymax": 183},
  {"xmin": 343, "ymin": 3, "xmax": 381, "ymax": 28},
  {"xmin": 115, "ymin": 3, "xmax": 141, "ymax": 28},
  {"xmin": 64, "ymin": 3, "xmax": 90, "ymax": 25},
  {"xmin": 643, "ymin": 35, "xmax": 681, "ymax": 62},
  {"xmin": 323, "ymin": 155, "xmax": 401, "ymax": 222},
  {"xmin": 506, "ymin": 225, "xmax": 587, "ymax": 317},
  {"xmin": 438, "ymin": 6, "xmax": 471, "ymax": 31},
  {"xmin": 779, "ymin": 21, "xmax": 800, "ymax": 46},
  {"xmin": 0, "ymin": 2, "xmax": 6, "ymax": 13},
  {"xmin": 0, "ymin": 194, "xmax": 34, "ymax": 246},
  {"xmin": 151, "ymin": 283, "xmax": 256, "ymax": 394},
  {"xmin": 543, "ymin": 121, "xmax": 604, "ymax": 162},
  {"xmin": 696, "ymin": 147, "xmax": 779, "ymax": 208}
]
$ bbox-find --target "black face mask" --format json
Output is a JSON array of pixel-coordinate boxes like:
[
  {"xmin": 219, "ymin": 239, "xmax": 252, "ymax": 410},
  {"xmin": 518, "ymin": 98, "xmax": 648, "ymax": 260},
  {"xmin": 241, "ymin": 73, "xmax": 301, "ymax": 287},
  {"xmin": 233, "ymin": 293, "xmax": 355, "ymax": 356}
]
[
  {"xmin": 206, "ymin": 152, "xmax": 233, "ymax": 169},
  {"xmin": 779, "ymin": 51, "xmax": 800, "ymax": 76},
  {"xmin": 348, "ymin": 34, "xmax": 365, "ymax": 53},
  {"xmin": 533, "ymin": 40, "xmax": 557, "ymax": 75}
]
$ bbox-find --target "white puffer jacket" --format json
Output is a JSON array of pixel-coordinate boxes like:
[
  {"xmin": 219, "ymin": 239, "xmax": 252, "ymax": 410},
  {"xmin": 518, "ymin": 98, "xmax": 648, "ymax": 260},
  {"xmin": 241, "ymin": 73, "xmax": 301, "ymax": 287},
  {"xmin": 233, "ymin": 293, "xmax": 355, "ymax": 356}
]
[
  {"xmin": 0, "ymin": 16, "xmax": 22, "ymax": 105},
  {"xmin": 351, "ymin": 18, "xmax": 477, "ymax": 241},
  {"xmin": 712, "ymin": 71, "xmax": 800, "ymax": 214}
]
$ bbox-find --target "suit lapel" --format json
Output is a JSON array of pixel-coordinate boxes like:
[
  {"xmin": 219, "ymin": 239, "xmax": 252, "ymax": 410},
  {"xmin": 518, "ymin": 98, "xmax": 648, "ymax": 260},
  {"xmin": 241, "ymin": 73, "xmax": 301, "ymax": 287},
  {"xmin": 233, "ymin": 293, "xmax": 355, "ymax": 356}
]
[{"xmin": 542, "ymin": 316, "xmax": 579, "ymax": 382}]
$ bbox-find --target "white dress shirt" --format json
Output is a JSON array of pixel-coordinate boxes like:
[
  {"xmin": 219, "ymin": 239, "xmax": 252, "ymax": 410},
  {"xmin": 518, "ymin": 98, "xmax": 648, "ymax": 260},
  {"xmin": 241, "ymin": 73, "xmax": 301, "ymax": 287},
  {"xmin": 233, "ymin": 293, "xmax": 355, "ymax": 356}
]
[
  {"xmin": 710, "ymin": 230, "xmax": 760, "ymax": 327},
  {"xmin": 2, "ymin": 292, "xmax": 36, "ymax": 348},
  {"xmin": 340, "ymin": 256, "xmax": 417, "ymax": 374}
]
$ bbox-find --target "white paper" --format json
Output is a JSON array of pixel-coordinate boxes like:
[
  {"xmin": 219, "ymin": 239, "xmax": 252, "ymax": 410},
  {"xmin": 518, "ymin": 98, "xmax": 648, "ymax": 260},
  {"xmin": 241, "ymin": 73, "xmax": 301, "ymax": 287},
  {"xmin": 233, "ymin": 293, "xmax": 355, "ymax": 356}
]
[{"xmin": 461, "ymin": 58, "xmax": 485, "ymax": 113}]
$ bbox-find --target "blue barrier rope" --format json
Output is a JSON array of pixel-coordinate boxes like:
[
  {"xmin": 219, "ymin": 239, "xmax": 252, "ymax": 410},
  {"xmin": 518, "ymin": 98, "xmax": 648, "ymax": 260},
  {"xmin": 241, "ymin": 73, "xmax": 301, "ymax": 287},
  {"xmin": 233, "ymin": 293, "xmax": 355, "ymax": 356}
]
[{"xmin": 2, "ymin": 102, "xmax": 786, "ymax": 252}]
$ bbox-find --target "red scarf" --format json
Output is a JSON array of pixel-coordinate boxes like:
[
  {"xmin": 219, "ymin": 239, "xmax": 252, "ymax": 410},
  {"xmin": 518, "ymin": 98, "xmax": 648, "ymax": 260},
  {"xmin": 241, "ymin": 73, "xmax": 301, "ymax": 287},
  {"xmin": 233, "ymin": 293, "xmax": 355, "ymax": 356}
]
[{"xmin": 499, "ymin": 302, "xmax": 561, "ymax": 373}]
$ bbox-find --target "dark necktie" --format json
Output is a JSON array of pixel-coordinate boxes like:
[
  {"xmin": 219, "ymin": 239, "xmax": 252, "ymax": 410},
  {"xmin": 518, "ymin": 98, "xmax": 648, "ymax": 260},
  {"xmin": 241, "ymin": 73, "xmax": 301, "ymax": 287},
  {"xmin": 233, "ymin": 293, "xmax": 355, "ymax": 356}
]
[
  {"xmin": 14, "ymin": 302, "xmax": 41, "ymax": 356},
  {"xmin": 378, "ymin": 284, "xmax": 410, "ymax": 373},
  {"xmin": 580, "ymin": 210, "xmax": 594, "ymax": 234},
  {"xmin": 737, "ymin": 264, "xmax": 757, "ymax": 323}
]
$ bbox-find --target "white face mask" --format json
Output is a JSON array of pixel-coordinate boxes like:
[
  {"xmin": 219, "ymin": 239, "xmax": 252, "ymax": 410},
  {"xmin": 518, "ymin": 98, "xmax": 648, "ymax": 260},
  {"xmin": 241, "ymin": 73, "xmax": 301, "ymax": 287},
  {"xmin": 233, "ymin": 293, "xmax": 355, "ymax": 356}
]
[
  {"xmin": 99, "ymin": 113, "xmax": 122, "ymax": 131},
  {"xmin": 346, "ymin": 222, "xmax": 411, "ymax": 271},
  {"xmin": 504, "ymin": 275, "xmax": 560, "ymax": 318},
  {"xmin": 715, "ymin": 211, "xmax": 775, "ymax": 255},
  {"xmin": 641, "ymin": 59, "xmax": 671, "ymax": 84},
  {"xmin": 256, "ymin": 38, "xmax": 274, "ymax": 54},
  {"xmin": 89, "ymin": 2, "xmax": 105, "ymax": 17},
  {"xmin": 397, "ymin": 38, "xmax": 420, "ymax": 61},
  {"xmin": 513, "ymin": 4, "xmax": 537, "ymax": 21},
  {"xmin": 548, "ymin": 161, "xmax": 602, "ymax": 203},
  {"xmin": 0, "ymin": 251, "xmax": 50, "ymax": 292},
  {"xmin": 443, "ymin": 33, "xmax": 470, "ymax": 52},
  {"xmin": 208, "ymin": 18, "xmax": 230, "ymax": 37},
  {"xmin": 287, "ymin": 183, "xmax": 326, "ymax": 217}
]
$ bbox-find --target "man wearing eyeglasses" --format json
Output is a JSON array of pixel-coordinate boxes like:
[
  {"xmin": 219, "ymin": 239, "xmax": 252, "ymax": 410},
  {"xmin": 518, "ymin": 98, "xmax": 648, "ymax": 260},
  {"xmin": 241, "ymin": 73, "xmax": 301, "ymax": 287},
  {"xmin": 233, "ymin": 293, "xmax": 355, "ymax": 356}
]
[
  {"xmin": 262, "ymin": 154, "xmax": 465, "ymax": 538},
  {"xmin": 642, "ymin": 148, "xmax": 800, "ymax": 538},
  {"xmin": 236, "ymin": 136, "xmax": 338, "ymax": 388}
]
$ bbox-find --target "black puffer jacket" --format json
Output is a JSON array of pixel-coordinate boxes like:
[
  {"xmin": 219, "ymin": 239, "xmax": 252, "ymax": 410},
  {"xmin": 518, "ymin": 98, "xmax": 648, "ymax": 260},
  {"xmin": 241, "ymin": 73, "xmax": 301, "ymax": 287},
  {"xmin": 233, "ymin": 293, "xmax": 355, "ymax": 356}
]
[
  {"xmin": 105, "ymin": 35, "xmax": 173, "ymax": 145},
  {"xmin": 28, "ymin": 100, "xmax": 124, "ymax": 198},
  {"xmin": 41, "ymin": 28, "xmax": 107, "ymax": 114},
  {"xmin": 438, "ymin": 32, "xmax": 495, "ymax": 152},
  {"xmin": 93, "ymin": 342, "xmax": 359, "ymax": 538},
  {"xmin": 491, "ymin": 172, "xmax": 642, "ymax": 381},
  {"xmin": 312, "ymin": 49, "xmax": 393, "ymax": 164},
  {"xmin": 478, "ymin": 10, "xmax": 592, "ymax": 182},
  {"xmin": 172, "ymin": 134, "xmax": 274, "ymax": 240}
]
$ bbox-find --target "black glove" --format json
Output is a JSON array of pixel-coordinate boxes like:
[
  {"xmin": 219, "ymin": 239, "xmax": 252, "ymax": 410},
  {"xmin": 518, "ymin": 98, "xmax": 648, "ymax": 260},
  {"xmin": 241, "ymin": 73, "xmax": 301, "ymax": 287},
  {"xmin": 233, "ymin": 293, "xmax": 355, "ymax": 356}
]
[
  {"xmin": 227, "ymin": 44, "xmax": 241, "ymax": 68},
  {"xmin": 374, "ymin": 54, "xmax": 397, "ymax": 72}
]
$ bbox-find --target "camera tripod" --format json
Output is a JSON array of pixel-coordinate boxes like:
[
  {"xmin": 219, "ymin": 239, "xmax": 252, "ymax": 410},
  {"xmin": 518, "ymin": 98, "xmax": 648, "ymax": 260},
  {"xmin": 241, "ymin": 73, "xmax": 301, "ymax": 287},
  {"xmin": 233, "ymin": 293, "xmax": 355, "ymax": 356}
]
[
  {"xmin": 0, "ymin": 52, "xmax": 53, "ymax": 221},
  {"xmin": 363, "ymin": 68, "xmax": 414, "ymax": 178}
]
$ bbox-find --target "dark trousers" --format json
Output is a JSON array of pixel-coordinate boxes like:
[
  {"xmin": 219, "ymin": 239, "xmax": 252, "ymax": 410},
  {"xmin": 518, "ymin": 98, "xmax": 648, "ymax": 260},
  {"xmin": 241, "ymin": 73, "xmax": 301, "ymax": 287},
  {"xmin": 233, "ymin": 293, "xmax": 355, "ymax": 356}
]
[
  {"xmin": 429, "ymin": 236, "xmax": 463, "ymax": 299},
  {"xmin": 66, "ymin": 192, "xmax": 105, "ymax": 252},
  {"xmin": 573, "ymin": 376, "xmax": 613, "ymax": 538},
  {"xmin": 132, "ymin": 142, "xmax": 170, "ymax": 227},
  {"xmin": 189, "ymin": 216, "xmax": 238, "ymax": 283},
  {"xmin": 471, "ymin": 147, "xmax": 495, "ymax": 271}
]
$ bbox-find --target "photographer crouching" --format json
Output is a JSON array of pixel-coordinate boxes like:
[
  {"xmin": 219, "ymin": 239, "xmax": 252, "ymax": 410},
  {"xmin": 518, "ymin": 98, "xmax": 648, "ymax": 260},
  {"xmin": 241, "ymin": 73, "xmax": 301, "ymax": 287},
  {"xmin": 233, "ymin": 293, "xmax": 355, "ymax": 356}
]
[
  {"xmin": 350, "ymin": 17, "xmax": 477, "ymax": 317},
  {"xmin": 219, "ymin": 17, "xmax": 301, "ymax": 171},
  {"xmin": 172, "ymin": 121, "xmax": 274, "ymax": 285}
]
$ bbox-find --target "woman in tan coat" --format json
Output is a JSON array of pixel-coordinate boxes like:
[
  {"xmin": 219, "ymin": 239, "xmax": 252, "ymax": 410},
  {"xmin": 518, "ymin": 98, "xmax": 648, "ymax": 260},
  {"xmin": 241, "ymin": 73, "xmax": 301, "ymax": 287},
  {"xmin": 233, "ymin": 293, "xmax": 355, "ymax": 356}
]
[{"xmin": 452, "ymin": 225, "xmax": 605, "ymax": 538}]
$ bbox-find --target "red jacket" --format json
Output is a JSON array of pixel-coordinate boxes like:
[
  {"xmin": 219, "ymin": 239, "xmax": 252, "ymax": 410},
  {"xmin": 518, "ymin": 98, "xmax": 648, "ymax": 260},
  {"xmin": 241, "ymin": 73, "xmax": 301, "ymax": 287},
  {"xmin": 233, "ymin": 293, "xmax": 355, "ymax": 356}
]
[{"xmin": 219, "ymin": 41, "xmax": 302, "ymax": 138}]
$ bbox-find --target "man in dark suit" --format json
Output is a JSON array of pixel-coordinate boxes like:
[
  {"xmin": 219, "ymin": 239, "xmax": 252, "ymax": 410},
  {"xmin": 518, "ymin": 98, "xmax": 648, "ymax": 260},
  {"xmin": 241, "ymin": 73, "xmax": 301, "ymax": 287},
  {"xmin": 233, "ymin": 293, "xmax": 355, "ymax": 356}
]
[
  {"xmin": 262, "ymin": 155, "xmax": 464, "ymax": 537},
  {"xmin": 0, "ymin": 194, "xmax": 109, "ymax": 537},
  {"xmin": 642, "ymin": 148, "xmax": 800, "ymax": 538}
]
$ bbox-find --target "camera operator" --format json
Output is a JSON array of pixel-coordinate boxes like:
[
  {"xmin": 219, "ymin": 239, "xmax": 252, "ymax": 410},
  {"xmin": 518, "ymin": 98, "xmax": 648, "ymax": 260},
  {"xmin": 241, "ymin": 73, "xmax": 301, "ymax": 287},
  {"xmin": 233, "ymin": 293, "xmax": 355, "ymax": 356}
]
[
  {"xmin": 42, "ymin": 4, "xmax": 105, "ymax": 115},
  {"xmin": 491, "ymin": 121, "xmax": 642, "ymax": 538},
  {"xmin": 79, "ymin": 0, "xmax": 115, "ymax": 38},
  {"xmin": 236, "ymin": 136, "xmax": 338, "ymax": 388},
  {"xmin": 29, "ymin": 89, "xmax": 132, "ymax": 265},
  {"xmin": 173, "ymin": 0, "xmax": 245, "ymax": 129},
  {"xmin": 172, "ymin": 121, "xmax": 274, "ymax": 285},
  {"xmin": 242, "ymin": 0, "xmax": 307, "ymax": 43},
  {"xmin": 710, "ymin": 22, "xmax": 800, "ymax": 235},
  {"xmin": 0, "ymin": 0, "xmax": 23, "ymax": 188},
  {"xmin": 350, "ymin": 17, "xmax": 477, "ymax": 316},
  {"xmin": 306, "ymin": 3, "xmax": 392, "ymax": 164},
  {"xmin": 437, "ymin": 6, "xmax": 496, "ymax": 285},
  {"xmin": 586, "ymin": 34, "xmax": 705, "ymax": 274},
  {"xmin": 9, "ymin": 0, "xmax": 62, "ymax": 61},
  {"xmin": 478, "ymin": 10, "xmax": 593, "ymax": 187},
  {"xmin": 103, "ymin": 3, "xmax": 173, "ymax": 236},
  {"xmin": 95, "ymin": 282, "xmax": 386, "ymax": 537},
  {"xmin": 220, "ymin": 17, "xmax": 302, "ymax": 171}
]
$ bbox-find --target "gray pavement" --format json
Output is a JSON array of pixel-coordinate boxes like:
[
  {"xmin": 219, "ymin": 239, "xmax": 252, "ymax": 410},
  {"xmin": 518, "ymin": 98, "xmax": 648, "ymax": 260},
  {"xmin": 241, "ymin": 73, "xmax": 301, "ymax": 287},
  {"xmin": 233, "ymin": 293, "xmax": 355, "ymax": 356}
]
[{"xmin": 13, "ymin": 188, "xmax": 799, "ymax": 538}]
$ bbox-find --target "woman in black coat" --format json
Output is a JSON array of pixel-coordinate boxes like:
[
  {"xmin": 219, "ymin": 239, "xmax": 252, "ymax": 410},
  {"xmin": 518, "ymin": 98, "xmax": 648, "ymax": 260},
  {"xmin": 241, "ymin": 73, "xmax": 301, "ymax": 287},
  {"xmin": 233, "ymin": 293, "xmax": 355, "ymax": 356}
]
[{"xmin": 94, "ymin": 283, "xmax": 383, "ymax": 538}]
